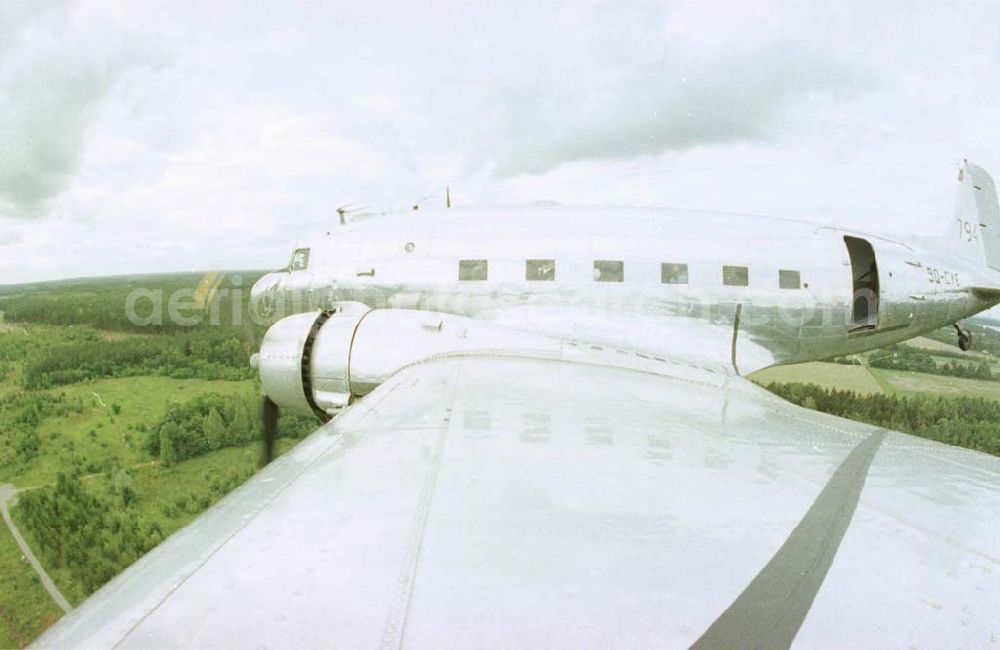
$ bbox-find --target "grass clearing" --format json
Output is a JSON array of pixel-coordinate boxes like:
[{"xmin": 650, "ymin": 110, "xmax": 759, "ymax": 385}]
[
  {"xmin": 130, "ymin": 445, "xmax": 260, "ymax": 530},
  {"xmin": 751, "ymin": 362, "xmax": 884, "ymax": 395},
  {"xmin": 908, "ymin": 336, "xmax": 962, "ymax": 354},
  {"xmin": 755, "ymin": 360, "xmax": 1000, "ymax": 399},
  {"xmin": 1, "ymin": 377, "xmax": 255, "ymax": 488},
  {"xmin": 871, "ymin": 368, "xmax": 1000, "ymax": 399}
]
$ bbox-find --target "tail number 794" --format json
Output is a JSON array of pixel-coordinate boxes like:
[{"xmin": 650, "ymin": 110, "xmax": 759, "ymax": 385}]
[{"xmin": 957, "ymin": 218, "xmax": 981, "ymax": 243}]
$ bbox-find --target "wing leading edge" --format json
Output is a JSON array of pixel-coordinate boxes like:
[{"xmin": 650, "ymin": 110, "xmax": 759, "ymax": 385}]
[{"xmin": 34, "ymin": 356, "xmax": 1000, "ymax": 648}]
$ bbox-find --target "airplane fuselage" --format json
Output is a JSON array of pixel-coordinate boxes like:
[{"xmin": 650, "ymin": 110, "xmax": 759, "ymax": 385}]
[{"xmin": 251, "ymin": 206, "xmax": 1000, "ymax": 376}]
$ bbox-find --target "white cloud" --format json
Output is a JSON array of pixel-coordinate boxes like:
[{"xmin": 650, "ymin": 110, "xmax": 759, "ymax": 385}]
[
  {"xmin": 1, "ymin": 0, "xmax": 1000, "ymax": 289},
  {"xmin": 0, "ymin": 1, "xmax": 159, "ymax": 219},
  {"xmin": 0, "ymin": 230, "xmax": 21, "ymax": 247},
  {"xmin": 480, "ymin": 39, "xmax": 867, "ymax": 176}
]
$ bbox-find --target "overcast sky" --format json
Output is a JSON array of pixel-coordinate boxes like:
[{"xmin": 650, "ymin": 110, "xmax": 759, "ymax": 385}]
[{"xmin": 1, "ymin": 0, "xmax": 999, "ymax": 285}]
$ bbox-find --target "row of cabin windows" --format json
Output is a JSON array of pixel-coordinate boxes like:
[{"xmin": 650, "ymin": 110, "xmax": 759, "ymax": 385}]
[
  {"xmin": 459, "ymin": 259, "xmax": 802, "ymax": 289},
  {"xmin": 290, "ymin": 246, "xmax": 801, "ymax": 289}
]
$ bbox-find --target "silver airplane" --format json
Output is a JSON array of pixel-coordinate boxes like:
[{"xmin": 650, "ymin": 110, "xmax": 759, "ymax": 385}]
[{"xmin": 37, "ymin": 162, "xmax": 1000, "ymax": 648}]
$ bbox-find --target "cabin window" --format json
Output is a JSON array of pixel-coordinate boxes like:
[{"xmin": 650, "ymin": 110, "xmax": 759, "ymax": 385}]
[
  {"xmin": 593, "ymin": 260, "xmax": 624, "ymax": 283},
  {"xmin": 289, "ymin": 248, "xmax": 310, "ymax": 271},
  {"xmin": 661, "ymin": 263, "xmax": 688, "ymax": 284},
  {"xmin": 458, "ymin": 259, "xmax": 488, "ymax": 281},
  {"xmin": 779, "ymin": 269, "xmax": 801, "ymax": 289},
  {"xmin": 526, "ymin": 259, "xmax": 556, "ymax": 281},
  {"xmin": 723, "ymin": 265, "xmax": 749, "ymax": 287}
]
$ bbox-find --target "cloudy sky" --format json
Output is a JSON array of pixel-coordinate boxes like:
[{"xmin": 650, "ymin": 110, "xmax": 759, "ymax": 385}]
[{"xmin": 1, "ymin": 0, "xmax": 999, "ymax": 284}]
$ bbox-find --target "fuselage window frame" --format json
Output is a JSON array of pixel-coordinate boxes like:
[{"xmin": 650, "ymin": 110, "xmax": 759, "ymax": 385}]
[
  {"xmin": 723, "ymin": 265, "xmax": 749, "ymax": 287},
  {"xmin": 458, "ymin": 259, "xmax": 488, "ymax": 282},
  {"xmin": 289, "ymin": 248, "xmax": 310, "ymax": 271},
  {"xmin": 661, "ymin": 262, "xmax": 689, "ymax": 285},
  {"xmin": 593, "ymin": 260, "xmax": 624, "ymax": 283},
  {"xmin": 526, "ymin": 259, "xmax": 556, "ymax": 282},
  {"xmin": 778, "ymin": 269, "xmax": 801, "ymax": 290}
]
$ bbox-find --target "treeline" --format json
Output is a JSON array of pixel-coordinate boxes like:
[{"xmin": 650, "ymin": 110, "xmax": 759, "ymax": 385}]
[
  {"xmin": 766, "ymin": 382, "xmax": 1000, "ymax": 456},
  {"xmin": 932, "ymin": 359, "xmax": 993, "ymax": 380},
  {"xmin": 0, "ymin": 272, "xmax": 267, "ymax": 334},
  {"xmin": 144, "ymin": 392, "xmax": 316, "ymax": 464},
  {"xmin": 0, "ymin": 325, "xmax": 100, "ymax": 383},
  {"xmin": 22, "ymin": 329, "xmax": 254, "ymax": 390},
  {"xmin": 835, "ymin": 344, "xmax": 994, "ymax": 381},
  {"xmin": 15, "ymin": 471, "xmax": 165, "ymax": 595}
]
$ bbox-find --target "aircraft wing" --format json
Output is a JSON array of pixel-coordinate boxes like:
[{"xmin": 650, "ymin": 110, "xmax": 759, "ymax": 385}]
[{"xmin": 34, "ymin": 356, "xmax": 1000, "ymax": 648}]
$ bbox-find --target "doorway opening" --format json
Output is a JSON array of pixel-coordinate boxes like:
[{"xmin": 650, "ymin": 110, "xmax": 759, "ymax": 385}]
[{"xmin": 845, "ymin": 236, "xmax": 879, "ymax": 331}]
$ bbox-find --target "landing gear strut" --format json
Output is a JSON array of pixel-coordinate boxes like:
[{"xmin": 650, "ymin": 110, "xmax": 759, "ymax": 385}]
[{"xmin": 954, "ymin": 323, "xmax": 973, "ymax": 351}]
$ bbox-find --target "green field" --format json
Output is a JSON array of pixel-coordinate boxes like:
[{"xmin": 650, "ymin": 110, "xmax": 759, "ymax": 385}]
[
  {"xmin": 753, "ymin": 360, "xmax": 1000, "ymax": 400},
  {"xmin": 751, "ymin": 362, "xmax": 884, "ymax": 395},
  {"xmin": 870, "ymin": 367, "xmax": 1000, "ymax": 399},
  {"xmin": 908, "ymin": 335, "xmax": 965, "ymax": 354},
  {"xmin": 2, "ymin": 376, "xmax": 256, "ymax": 488}
]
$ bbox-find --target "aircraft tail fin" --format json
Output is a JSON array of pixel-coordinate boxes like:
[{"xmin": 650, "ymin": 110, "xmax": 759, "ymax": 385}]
[{"xmin": 951, "ymin": 161, "xmax": 1000, "ymax": 272}]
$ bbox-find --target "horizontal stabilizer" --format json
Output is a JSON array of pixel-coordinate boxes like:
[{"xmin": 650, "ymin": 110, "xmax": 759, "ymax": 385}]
[{"xmin": 972, "ymin": 286, "xmax": 1000, "ymax": 300}]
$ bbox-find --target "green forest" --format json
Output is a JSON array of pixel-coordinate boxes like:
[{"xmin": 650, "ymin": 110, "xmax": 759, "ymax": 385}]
[
  {"xmin": 16, "ymin": 471, "xmax": 167, "ymax": 594},
  {"xmin": 21, "ymin": 329, "xmax": 253, "ymax": 389},
  {"xmin": 0, "ymin": 273, "xmax": 263, "ymax": 333},
  {"xmin": 765, "ymin": 381, "xmax": 1000, "ymax": 456},
  {"xmin": 145, "ymin": 391, "xmax": 314, "ymax": 464}
]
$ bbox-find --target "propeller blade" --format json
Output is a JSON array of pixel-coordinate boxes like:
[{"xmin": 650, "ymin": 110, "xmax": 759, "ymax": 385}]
[
  {"xmin": 954, "ymin": 323, "xmax": 973, "ymax": 351},
  {"xmin": 261, "ymin": 395, "xmax": 279, "ymax": 465}
]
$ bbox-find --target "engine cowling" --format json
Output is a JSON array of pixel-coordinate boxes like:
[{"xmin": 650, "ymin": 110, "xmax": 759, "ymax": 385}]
[
  {"xmin": 253, "ymin": 305, "xmax": 558, "ymax": 419},
  {"xmin": 252, "ymin": 305, "xmax": 365, "ymax": 419}
]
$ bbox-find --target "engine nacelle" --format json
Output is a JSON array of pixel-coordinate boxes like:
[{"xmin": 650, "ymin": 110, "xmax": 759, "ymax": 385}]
[
  {"xmin": 253, "ymin": 305, "xmax": 558, "ymax": 419},
  {"xmin": 252, "ymin": 305, "xmax": 363, "ymax": 419}
]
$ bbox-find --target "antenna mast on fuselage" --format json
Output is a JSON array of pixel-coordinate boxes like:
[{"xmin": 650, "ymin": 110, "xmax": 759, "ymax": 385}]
[{"xmin": 336, "ymin": 203, "xmax": 365, "ymax": 226}]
